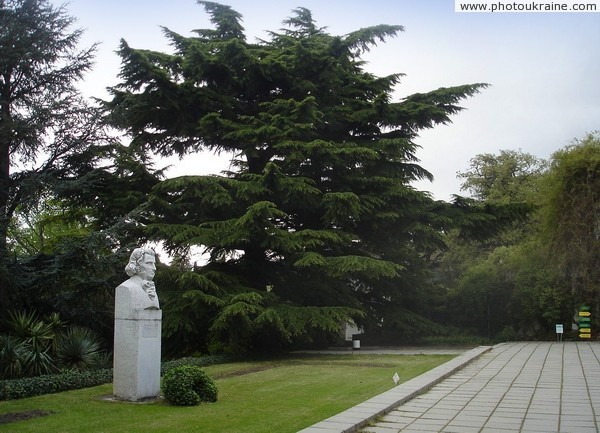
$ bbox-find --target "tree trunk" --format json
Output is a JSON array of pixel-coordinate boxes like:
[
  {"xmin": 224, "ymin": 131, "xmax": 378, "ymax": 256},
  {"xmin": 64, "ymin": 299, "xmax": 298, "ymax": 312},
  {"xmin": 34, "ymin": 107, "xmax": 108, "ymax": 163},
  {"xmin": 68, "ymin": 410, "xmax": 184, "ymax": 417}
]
[{"xmin": 0, "ymin": 100, "xmax": 12, "ymax": 315}]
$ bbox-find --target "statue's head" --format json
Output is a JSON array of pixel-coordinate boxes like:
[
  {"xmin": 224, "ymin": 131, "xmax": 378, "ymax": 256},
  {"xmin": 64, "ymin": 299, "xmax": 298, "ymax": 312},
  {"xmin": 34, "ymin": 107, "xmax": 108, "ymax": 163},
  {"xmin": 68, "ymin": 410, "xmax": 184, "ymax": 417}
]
[{"xmin": 125, "ymin": 247, "xmax": 156, "ymax": 280}]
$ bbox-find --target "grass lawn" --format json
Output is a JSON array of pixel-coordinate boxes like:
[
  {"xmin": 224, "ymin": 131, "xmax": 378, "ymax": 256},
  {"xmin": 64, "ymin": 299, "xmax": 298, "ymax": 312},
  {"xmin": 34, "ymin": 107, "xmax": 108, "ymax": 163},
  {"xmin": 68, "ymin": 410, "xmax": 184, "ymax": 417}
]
[{"xmin": 0, "ymin": 353, "xmax": 454, "ymax": 433}]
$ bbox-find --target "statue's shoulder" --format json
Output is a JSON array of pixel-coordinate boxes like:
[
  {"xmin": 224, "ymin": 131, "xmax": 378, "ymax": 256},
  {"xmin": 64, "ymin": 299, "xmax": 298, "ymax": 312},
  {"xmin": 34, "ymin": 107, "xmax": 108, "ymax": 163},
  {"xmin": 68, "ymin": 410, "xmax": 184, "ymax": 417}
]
[
  {"xmin": 117, "ymin": 278, "xmax": 140, "ymax": 292},
  {"xmin": 115, "ymin": 277, "xmax": 159, "ymax": 314}
]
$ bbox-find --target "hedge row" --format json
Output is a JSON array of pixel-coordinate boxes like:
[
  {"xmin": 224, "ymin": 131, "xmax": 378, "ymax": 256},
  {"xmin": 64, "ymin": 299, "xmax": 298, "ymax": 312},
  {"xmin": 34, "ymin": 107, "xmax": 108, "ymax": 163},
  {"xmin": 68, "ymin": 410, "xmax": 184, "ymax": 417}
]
[
  {"xmin": 0, "ymin": 354, "xmax": 233, "ymax": 401},
  {"xmin": 161, "ymin": 354, "xmax": 232, "ymax": 376},
  {"xmin": 0, "ymin": 369, "xmax": 113, "ymax": 401}
]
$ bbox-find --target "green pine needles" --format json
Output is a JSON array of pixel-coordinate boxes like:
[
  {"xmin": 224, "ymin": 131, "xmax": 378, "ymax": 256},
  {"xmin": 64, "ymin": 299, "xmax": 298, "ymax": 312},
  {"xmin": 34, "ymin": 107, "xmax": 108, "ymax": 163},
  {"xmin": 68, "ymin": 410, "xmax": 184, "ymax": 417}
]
[{"xmin": 107, "ymin": 2, "xmax": 490, "ymax": 353}]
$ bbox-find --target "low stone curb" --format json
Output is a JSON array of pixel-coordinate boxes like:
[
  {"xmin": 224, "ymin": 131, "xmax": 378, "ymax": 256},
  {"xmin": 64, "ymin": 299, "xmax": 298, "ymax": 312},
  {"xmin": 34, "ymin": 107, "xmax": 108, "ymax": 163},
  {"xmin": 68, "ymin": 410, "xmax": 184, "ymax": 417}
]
[{"xmin": 297, "ymin": 345, "xmax": 492, "ymax": 433}]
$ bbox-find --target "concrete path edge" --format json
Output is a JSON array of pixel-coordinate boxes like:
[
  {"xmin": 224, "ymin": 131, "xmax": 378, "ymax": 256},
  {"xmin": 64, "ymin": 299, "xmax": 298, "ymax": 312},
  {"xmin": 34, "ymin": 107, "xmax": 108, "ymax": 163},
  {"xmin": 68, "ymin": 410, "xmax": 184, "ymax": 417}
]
[{"xmin": 297, "ymin": 345, "xmax": 493, "ymax": 433}]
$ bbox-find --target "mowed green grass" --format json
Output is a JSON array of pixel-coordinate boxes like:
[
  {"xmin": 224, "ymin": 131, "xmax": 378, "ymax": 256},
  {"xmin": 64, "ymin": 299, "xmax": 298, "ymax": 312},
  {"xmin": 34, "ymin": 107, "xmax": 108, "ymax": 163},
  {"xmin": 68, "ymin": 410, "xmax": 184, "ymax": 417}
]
[{"xmin": 0, "ymin": 354, "xmax": 454, "ymax": 433}]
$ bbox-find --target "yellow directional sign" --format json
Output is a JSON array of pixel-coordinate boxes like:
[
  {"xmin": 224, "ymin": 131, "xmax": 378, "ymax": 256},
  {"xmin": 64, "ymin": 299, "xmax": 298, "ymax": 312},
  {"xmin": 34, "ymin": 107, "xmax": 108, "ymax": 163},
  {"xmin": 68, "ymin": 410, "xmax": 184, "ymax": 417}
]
[{"xmin": 579, "ymin": 305, "xmax": 591, "ymax": 340}]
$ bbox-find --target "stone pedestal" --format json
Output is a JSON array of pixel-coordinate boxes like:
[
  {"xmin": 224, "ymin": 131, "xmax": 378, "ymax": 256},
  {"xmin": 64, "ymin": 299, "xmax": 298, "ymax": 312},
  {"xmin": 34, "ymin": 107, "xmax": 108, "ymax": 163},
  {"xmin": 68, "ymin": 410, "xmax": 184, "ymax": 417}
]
[{"xmin": 113, "ymin": 286, "xmax": 162, "ymax": 401}]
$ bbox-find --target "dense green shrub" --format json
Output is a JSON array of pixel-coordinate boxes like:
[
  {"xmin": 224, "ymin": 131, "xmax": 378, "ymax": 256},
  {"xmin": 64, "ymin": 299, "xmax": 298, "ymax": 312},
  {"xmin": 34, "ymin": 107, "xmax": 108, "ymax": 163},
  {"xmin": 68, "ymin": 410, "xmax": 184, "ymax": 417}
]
[
  {"xmin": 0, "ymin": 369, "xmax": 112, "ymax": 400},
  {"xmin": 162, "ymin": 366, "xmax": 218, "ymax": 406}
]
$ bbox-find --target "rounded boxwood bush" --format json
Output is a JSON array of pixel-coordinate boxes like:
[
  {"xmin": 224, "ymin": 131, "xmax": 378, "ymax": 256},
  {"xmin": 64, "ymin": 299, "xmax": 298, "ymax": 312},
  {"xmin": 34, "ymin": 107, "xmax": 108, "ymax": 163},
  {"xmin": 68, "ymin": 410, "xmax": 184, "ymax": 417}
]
[{"xmin": 162, "ymin": 365, "xmax": 218, "ymax": 406}]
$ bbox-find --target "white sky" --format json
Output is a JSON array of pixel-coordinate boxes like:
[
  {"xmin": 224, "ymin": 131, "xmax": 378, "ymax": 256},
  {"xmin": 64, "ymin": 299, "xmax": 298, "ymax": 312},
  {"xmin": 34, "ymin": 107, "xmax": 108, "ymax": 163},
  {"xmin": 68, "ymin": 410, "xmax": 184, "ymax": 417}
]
[{"xmin": 59, "ymin": 0, "xmax": 599, "ymax": 201}]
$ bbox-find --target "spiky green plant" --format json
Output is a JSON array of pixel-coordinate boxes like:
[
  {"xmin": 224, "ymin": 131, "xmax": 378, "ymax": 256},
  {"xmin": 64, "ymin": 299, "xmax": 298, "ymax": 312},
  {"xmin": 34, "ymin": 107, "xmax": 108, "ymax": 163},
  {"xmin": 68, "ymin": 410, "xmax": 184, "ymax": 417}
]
[
  {"xmin": 6, "ymin": 310, "xmax": 56, "ymax": 376},
  {"xmin": 0, "ymin": 335, "xmax": 26, "ymax": 379},
  {"xmin": 55, "ymin": 326, "xmax": 103, "ymax": 371}
]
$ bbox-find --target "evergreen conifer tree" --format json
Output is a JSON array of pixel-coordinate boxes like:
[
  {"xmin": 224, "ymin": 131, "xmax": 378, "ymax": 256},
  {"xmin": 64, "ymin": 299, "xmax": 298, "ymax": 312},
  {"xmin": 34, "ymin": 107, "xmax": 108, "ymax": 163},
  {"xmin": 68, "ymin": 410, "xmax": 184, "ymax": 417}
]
[
  {"xmin": 0, "ymin": 0, "xmax": 160, "ymax": 327},
  {"xmin": 107, "ymin": 2, "xmax": 488, "ymax": 351}
]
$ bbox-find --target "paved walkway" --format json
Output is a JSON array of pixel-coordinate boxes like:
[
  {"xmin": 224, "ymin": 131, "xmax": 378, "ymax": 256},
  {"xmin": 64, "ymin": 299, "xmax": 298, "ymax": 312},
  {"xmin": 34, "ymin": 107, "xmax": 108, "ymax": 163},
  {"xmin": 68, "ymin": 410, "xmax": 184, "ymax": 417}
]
[{"xmin": 298, "ymin": 342, "xmax": 600, "ymax": 433}]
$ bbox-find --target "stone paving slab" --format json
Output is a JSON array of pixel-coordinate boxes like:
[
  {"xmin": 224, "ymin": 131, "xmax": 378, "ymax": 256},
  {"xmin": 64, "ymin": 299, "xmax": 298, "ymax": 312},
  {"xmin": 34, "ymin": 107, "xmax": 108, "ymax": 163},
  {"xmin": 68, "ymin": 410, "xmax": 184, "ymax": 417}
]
[
  {"xmin": 362, "ymin": 342, "xmax": 600, "ymax": 433},
  {"xmin": 297, "ymin": 345, "xmax": 492, "ymax": 433},
  {"xmin": 298, "ymin": 342, "xmax": 600, "ymax": 433}
]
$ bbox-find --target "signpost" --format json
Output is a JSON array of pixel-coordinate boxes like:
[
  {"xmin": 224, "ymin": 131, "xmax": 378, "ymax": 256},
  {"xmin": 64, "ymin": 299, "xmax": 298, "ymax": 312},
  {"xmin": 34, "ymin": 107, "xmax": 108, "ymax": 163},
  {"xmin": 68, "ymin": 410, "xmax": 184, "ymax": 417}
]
[
  {"xmin": 578, "ymin": 305, "xmax": 592, "ymax": 339},
  {"xmin": 556, "ymin": 324, "xmax": 563, "ymax": 342}
]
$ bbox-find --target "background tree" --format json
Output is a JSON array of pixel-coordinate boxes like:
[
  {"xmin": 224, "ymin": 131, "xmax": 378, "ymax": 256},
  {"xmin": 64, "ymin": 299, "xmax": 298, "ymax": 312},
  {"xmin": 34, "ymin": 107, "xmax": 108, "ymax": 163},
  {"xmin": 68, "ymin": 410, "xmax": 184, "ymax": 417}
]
[
  {"xmin": 439, "ymin": 140, "xmax": 598, "ymax": 340},
  {"xmin": 0, "ymin": 0, "xmax": 161, "ymax": 336},
  {"xmin": 0, "ymin": 0, "xmax": 97, "ymax": 311},
  {"xmin": 107, "ymin": 2, "xmax": 491, "ymax": 353},
  {"xmin": 457, "ymin": 150, "xmax": 547, "ymax": 203},
  {"xmin": 541, "ymin": 134, "xmax": 600, "ymax": 324},
  {"xmin": 436, "ymin": 150, "xmax": 545, "ymax": 338}
]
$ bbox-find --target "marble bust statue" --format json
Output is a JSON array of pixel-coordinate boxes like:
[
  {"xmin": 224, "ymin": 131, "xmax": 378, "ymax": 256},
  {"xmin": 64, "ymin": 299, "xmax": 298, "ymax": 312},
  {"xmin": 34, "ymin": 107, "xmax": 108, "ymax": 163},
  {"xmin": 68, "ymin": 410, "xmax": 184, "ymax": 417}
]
[
  {"xmin": 113, "ymin": 246, "xmax": 162, "ymax": 401},
  {"xmin": 115, "ymin": 247, "xmax": 160, "ymax": 314}
]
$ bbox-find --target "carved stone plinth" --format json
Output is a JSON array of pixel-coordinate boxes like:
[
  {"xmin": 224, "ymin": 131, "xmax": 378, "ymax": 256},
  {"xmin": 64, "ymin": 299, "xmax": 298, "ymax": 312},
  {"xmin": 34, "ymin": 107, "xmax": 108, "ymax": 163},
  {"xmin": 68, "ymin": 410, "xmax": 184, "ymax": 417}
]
[
  {"xmin": 113, "ymin": 247, "xmax": 162, "ymax": 401},
  {"xmin": 113, "ymin": 308, "xmax": 162, "ymax": 401}
]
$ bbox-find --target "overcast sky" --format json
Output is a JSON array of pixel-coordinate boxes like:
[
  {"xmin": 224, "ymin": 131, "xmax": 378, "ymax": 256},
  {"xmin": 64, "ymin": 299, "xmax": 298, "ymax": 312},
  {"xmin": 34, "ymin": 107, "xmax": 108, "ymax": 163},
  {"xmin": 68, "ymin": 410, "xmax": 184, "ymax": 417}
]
[{"xmin": 59, "ymin": 0, "xmax": 599, "ymax": 201}]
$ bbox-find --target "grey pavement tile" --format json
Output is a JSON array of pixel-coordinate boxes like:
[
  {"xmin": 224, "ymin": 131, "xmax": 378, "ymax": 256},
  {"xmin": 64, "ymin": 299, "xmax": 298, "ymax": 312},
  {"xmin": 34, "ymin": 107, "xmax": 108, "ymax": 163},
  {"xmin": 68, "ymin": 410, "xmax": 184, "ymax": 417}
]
[
  {"xmin": 399, "ymin": 405, "xmax": 433, "ymax": 413},
  {"xmin": 522, "ymin": 418, "xmax": 559, "ymax": 429},
  {"xmin": 390, "ymin": 410, "xmax": 420, "ymax": 419},
  {"xmin": 388, "ymin": 427, "xmax": 437, "ymax": 433},
  {"xmin": 480, "ymin": 427, "xmax": 520, "ymax": 433},
  {"xmin": 377, "ymin": 419, "xmax": 411, "ymax": 428},
  {"xmin": 455, "ymin": 408, "xmax": 495, "ymax": 417},
  {"xmin": 441, "ymin": 426, "xmax": 481, "ymax": 433},
  {"xmin": 522, "ymin": 412, "xmax": 559, "ymax": 422},
  {"xmin": 493, "ymin": 408, "xmax": 527, "ymax": 416},
  {"xmin": 418, "ymin": 393, "xmax": 448, "ymax": 399},
  {"xmin": 496, "ymin": 400, "xmax": 529, "ymax": 407},
  {"xmin": 407, "ymin": 420, "xmax": 448, "ymax": 431},
  {"xmin": 560, "ymin": 417, "xmax": 598, "ymax": 425},
  {"xmin": 451, "ymin": 413, "xmax": 489, "ymax": 424},
  {"xmin": 506, "ymin": 391, "xmax": 535, "ymax": 398},
  {"xmin": 561, "ymin": 408, "xmax": 595, "ymax": 417},
  {"xmin": 521, "ymin": 429, "xmax": 558, "ymax": 433},
  {"xmin": 419, "ymin": 409, "xmax": 459, "ymax": 419},
  {"xmin": 483, "ymin": 418, "xmax": 523, "ymax": 429},
  {"xmin": 381, "ymin": 414, "xmax": 416, "ymax": 423},
  {"xmin": 462, "ymin": 405, "xmax": 497, "ymax": 414},
  {"xmin": 297, "ymin": 427, "xmax": 340, "ymax": 433},
  {"xmin": 440, "ymin": 392, "xmax": 472, "ymax": 399},
  {"xmin": 526, "ymin": 406, "xmax": 561, "ymax": 415},
  {"xmin": 446, "ymin": 419, "xmax": 485, "ymax": 428},
  {"xmin": 434, "ymin": 402, "xmax": 466, "ymax": 409},
  {"xmin": 559, "ymin": 427, "xmax": 598, "ymax": 433},
  {"xmin": 529, "ymin": 397, "xmax": 561, "ymax": 404},
  {"xmin": 361, "ymin": 426, "xmax": 401, "ymax": 433},
  {"xmin": 406, "ymin": 402, "xmax": 438, "ymax": 410}
]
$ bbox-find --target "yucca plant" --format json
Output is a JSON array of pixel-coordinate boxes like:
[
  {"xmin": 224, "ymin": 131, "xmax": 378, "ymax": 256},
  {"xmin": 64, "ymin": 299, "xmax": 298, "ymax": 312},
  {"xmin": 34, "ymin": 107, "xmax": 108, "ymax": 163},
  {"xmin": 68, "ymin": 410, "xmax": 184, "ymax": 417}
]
[
  {"xmin": 55, "ymin": 326, "xmax": 103, "ymax": 371},
  {"xmin": 6, "ymin": 310, "xmax": 56, "ymax": 376},
  {"xmin": 22, "ymin": 346, "xmax": 55, "ymax": 376},
  {"xmin": 0, "ymin": 335, "xmax": 26, "ymax": 379},
  {"xmin": 46, "ymin": 312, "xmax": 67, "ymax": 353},
  {"xmin": 2, "ymin": 310, "xmax": 109, "ymax": 377}
]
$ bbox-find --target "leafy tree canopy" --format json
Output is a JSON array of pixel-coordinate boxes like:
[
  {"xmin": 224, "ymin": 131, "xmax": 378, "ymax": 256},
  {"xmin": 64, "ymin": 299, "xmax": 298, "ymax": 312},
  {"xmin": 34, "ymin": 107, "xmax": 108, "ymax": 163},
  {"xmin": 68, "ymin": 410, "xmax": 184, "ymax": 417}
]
[
  {"xmin": 541, "ymin": 133, "xmax": 600, "ymax": 303},
  {"xmin": 457, "ymin": 149, "xmax": 547, "ymax": 203},
  {"xmin": 439, "ymin": 137, "xmax": 599, "ymax": 340}
]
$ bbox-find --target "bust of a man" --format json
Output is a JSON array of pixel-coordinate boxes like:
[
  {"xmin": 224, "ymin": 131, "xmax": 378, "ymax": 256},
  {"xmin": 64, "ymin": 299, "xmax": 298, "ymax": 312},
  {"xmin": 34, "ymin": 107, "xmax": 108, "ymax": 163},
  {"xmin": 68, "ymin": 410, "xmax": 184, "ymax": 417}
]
[{"xmin": 115, "ymin": 247, "xmax": 160, "ymax": 315}]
